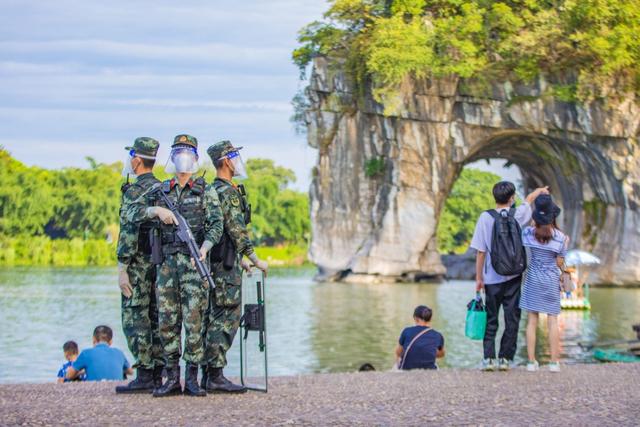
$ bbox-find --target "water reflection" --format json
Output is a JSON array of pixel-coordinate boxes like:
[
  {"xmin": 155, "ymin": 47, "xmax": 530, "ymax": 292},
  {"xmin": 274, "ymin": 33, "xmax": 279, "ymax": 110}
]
[{"xmin": 0, "ymin": 268, "xmax": 638, "ymax": 383}]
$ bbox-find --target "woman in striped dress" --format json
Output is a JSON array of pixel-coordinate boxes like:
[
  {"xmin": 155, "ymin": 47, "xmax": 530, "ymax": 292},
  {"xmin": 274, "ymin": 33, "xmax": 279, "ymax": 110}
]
[{"xmin": 520, "ymin": 194, "xmax": 568, "ymax": 373}]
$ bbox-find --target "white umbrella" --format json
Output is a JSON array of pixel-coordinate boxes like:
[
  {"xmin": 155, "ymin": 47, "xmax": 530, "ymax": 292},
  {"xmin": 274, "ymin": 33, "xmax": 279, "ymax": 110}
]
[{"xmin": 565, "ymin": 250, "xmax": 601, "ymax": 267}]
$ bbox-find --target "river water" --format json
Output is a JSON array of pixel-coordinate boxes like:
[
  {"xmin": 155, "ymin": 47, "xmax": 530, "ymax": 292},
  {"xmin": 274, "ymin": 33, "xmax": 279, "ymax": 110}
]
[{"xmin": 1, "ymin": 267, "xmax": 638, "ymax": 383}]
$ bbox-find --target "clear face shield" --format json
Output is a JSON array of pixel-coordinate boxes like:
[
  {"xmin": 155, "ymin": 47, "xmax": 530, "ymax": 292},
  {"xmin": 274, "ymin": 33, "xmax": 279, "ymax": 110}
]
[
  {"xmin": 165, "ymin": 145, "xmax": 200, "ymax": 174},
  {"xmin": 122, "ymin": 149, "xmax": 155, "ymax": 178},
  {"xmin": 222, "ymin": 150, "xmax": 248, "ymax": 180}
]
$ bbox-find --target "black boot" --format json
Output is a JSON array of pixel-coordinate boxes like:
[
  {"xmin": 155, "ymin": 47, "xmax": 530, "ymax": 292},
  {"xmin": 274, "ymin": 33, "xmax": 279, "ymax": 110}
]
[
  {"xmin": 206, "ymin": 367, "xmax": 247, "ymax": 394},
  {"xmin": 200, "ymin": 365, "xmax": 208, "ymax": 390},
  {"xmin": 115, "ymin": 368, "xmax": 154, "ymax": 394},
  {"xmin": 184, "ymin": 363, "xmax": 206, "ymax": 397},
  {"xmin": 152, "ymin": 365, "xmax": 164, "ymax": 390},
  {"xmin": 153, "ymin": 364, "xmax": 182, "ymax": 397}
]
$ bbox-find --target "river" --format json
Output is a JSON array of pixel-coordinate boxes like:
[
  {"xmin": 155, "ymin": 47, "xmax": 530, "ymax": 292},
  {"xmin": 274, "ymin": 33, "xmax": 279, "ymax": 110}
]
[{"xmin": 0, "ymin": 267, "xmax": 638, "ymax": 383}]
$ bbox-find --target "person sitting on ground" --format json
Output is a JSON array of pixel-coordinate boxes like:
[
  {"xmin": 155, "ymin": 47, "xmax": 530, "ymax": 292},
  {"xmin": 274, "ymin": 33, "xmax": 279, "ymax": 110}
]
[
  {"xmin": 395, "ymin": 305, "xmax": 445, "ymax": 370},
  {"xmin": 66, "ymin": 325, "xmax": 133, "ymax": 381},
  {"xmin": 57, "ymin": 341, "xmax": 85, "ymax": 383}
]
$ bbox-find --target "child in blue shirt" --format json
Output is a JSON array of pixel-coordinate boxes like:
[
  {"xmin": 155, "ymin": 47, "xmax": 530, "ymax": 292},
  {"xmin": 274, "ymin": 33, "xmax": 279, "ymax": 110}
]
[
  {"xmin": 66, "ymin": 325, "xmax": 133, "ymax": 382},
  {"xmin": 57, "ymin": 341, "xmax": 86, "ymax": 383}
]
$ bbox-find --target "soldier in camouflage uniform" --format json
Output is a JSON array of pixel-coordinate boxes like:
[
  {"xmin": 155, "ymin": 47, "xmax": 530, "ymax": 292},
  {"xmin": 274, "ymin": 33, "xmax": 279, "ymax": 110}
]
[
  {"xmin": 115, "ymin": 137, "xmax": 165, "ymax": 394},
  {"xmin": 136, "ymin": 134, "xmax": 223, "ymax": 397},
  {"xmin": 201, "ymin": 140, "xmax": 268, "ymax": 393}
]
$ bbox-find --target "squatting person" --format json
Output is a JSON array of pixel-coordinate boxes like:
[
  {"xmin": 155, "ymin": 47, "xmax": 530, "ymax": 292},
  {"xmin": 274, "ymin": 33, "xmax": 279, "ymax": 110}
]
[
  {"xmin": 115, "ymin": 137, "xmax": 165, "ymax": 393},
  {"xmin": 137, "ymin": 134, "xmax": 224, "ymax": 397},
  {"xmin": 200, "ymin": 140, "xmax": 268, "ymax": 393}
]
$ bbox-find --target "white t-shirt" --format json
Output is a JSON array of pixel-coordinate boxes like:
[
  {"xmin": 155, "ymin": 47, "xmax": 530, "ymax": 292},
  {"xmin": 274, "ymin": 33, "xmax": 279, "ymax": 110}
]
[{"xmin": 469, "ymin": 203, "xmax": 532, "ymax": 285}]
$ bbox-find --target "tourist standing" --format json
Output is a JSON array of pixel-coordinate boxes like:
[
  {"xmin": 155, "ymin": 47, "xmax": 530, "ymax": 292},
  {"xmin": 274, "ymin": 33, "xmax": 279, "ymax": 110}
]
[
  {"xmin": 115, "ymin": 137, "xmax": 165, "ymax": 393},
  {"xmin": 520, "ymin": 194, "xmax": 567, "ymax": 372},
  {"xmin": 201, "ymin": 141, "xmax": 268, "ymax": 393},
  {"xmin": 470, "ymin": 182, "xmax": 548, "ymax": 371}
]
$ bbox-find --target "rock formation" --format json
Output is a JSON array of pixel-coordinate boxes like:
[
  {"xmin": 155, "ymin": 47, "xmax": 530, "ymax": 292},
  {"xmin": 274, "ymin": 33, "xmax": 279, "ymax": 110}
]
[{"xmin": 305, "ymin": 57, "xmax": 640, "ymax": 285}]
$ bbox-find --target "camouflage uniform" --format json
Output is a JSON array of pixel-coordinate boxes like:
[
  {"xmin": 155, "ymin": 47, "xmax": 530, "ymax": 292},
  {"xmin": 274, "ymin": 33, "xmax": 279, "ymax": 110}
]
[
  {"xmin": 146, "ymin": 135, "xmax": 224, "ymax": 366},
  {"xmin": 203, "ymin": 141, "xmax": 255, "ymax": 369},
  {"xmin": 116, "ymin": 137, "xmax": 164, "ymax": 372}
]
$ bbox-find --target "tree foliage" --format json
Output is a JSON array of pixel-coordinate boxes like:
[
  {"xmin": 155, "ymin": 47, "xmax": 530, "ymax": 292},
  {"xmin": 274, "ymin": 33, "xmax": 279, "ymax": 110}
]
[
  {"xmin": 0, "ymin": 149, "xmax": 310, "ymax": 264},
  {"xmin": 437, "ymin": 168, "xmax": 501, "ymax": 254},
  {"xmin": 244, "ymin": 159, "xmax": 310, "ymax": 245},
  {"xmin": 294, "ymin": 0, "xmax": 640, "ymax": 106}
]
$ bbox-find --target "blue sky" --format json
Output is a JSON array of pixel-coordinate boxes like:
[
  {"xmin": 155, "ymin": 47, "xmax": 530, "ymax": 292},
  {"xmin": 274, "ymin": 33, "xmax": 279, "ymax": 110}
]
[{"xmin": 0, "ymin": 1, "xmax": 327, "ymax": 190}]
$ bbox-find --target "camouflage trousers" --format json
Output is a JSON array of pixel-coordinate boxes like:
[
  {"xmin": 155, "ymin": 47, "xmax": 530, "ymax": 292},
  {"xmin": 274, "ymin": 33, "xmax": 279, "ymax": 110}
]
[
  {"xmin": 121, "ymin": 259, "xmax": 164, "ymax": 370},
  {"xmin": 202, "ymin": 262, "xmax": 242, "ymax": 368},
  {"xmin": 157, "ymin": 252, "xmax": 208, "ymax": 365}
]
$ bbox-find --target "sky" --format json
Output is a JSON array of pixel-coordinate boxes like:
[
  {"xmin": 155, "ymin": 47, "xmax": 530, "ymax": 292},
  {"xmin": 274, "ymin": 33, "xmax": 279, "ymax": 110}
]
[
  {"xmin": 0, "ymin": 0, "xmax": 327, "ymax": 190},
  {"xmin": 0, "ymin": 0, "xmax": 520, "ymax": 192}
]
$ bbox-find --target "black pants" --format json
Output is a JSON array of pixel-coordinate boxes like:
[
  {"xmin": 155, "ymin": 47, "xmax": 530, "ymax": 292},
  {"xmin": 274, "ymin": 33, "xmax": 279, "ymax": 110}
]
[{"xmin": 483, "ymin": 275, "xmax": 522, "ymax": 360}]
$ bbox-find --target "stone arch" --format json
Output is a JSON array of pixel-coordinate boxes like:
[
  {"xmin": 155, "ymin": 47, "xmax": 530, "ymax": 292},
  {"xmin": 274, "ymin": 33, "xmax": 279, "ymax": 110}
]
[
  {"xmin": 443, "ymin": 131, "xmax": 627, "ymax": 281},
  {"xmin": 306, "ymin": 58, "xmax": 640, "ymax": 284}
]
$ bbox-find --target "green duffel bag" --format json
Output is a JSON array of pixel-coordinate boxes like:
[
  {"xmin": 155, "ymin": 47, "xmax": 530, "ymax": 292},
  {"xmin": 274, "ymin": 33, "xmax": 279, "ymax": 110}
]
[{"xmin": 465, "ymin": 294, "xmax": 487, "ymax": 340}]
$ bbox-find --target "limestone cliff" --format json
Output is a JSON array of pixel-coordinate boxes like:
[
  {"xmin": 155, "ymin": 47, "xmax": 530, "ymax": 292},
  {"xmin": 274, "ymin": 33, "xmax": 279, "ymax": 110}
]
[{"xmin": 305, "ymin": 57, "xmax": 640, "ymax": 285}]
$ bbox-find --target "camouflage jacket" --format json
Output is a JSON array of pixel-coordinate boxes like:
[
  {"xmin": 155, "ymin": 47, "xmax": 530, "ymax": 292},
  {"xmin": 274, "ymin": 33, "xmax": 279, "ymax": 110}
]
[
  {"xmin": 209, "ymin": 178, "xmax": 253, "ymax": 288},
  {"xmin": 126, "ymin": 176, "xmax": 223, "ymax": 250},
  {"xmin": 116, "ymin": 172, "xmax": 160, "ymax": 265},
  {"xmin": 213, "ymin": 177, "xmax": 254, "ymax": 258}
]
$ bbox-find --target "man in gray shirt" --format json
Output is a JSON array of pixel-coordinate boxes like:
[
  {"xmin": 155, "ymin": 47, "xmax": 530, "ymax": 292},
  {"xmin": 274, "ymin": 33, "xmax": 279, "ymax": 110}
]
[{"xmin": 470, "ymin": 182, "xmax": 548, "ymax": 371}]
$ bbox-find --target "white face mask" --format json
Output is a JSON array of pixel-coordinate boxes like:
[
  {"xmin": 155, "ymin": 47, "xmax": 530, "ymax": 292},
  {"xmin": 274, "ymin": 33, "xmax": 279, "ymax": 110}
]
[
  {"xmin": 165, "ymin": 146, "xmax": 199, "ymax": 174},
  {"xmin": 122, "ymin": 155, "xmax": 136, "ymax": 178}
]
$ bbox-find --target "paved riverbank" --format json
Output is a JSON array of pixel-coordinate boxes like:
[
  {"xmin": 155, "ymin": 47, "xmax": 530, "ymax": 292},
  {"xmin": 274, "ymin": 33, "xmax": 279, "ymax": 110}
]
[{"xmin": 1, "ymin": 364, "xmax": 638, "ymax": 426}]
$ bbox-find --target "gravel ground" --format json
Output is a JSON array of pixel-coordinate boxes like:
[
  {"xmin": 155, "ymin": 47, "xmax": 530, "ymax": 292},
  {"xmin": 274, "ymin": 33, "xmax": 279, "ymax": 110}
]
[{"xmin": 1, "ymin": 364, "xmax": 638, "ymax": 426}]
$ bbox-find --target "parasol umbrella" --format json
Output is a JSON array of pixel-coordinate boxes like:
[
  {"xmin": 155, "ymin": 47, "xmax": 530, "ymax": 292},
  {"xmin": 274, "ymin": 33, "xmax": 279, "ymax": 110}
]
[{"xmin": 565, "ymin": 250, "xmax": 601, "ymax": 267}]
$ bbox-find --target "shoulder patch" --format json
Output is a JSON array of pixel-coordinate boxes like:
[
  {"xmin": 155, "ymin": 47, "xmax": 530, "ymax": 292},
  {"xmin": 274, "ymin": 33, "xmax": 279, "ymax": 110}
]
[{"xmin": 230, "ymin": 193, "xmax": 240, "ymax": 207}]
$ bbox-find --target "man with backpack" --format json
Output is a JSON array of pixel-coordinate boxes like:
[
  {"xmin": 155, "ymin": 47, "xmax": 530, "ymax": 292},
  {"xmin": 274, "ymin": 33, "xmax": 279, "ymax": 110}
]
[{"xmin": 470, "ymin": 181, "xmax": 549, "ymax": 371}]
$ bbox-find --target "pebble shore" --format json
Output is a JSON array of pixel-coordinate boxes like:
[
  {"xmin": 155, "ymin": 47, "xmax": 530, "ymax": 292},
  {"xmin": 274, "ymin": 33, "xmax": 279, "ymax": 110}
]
[{"xmin": 1, "ymin": 364, "xmax": 638, "ymax": 426}]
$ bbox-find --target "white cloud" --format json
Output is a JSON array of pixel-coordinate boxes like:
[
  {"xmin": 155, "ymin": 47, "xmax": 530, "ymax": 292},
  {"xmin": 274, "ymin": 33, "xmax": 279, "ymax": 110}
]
[
  {"xmin": 112, "ymin": 98, "xmax": 291, "ymax": 112},
  {"xmin": 0, "ymin": 0, "xmax": 327, "ymax": 191}
]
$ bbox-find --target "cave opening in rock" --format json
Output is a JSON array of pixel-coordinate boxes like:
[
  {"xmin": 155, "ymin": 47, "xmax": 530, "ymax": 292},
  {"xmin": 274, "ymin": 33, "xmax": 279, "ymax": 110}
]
[{"xmin": 437, "ymin": 131, "xmax": 625, "ymax": 282}]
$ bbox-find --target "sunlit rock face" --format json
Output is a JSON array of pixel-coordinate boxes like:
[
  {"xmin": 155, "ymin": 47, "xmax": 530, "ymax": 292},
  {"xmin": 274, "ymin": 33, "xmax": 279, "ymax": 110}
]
[{"xmin": 306, "ymin": 57, "xmax": 640, "ymax": 285}]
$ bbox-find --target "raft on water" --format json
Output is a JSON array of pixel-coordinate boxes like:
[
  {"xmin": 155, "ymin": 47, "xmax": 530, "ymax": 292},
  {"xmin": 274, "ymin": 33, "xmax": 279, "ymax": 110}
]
[
  {"xmin": 593, "ymin": 348, "xmax": 640, "ymax": 363},
  {"xmin": 561, "ymin": 298, "xmax": 591, "ymax": 310}
]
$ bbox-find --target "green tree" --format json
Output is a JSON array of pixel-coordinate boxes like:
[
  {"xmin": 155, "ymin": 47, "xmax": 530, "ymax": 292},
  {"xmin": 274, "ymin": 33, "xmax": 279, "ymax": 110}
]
[
  {"xmin": 436, "ymin": 168, "xmax": 501, "ymax": 254},
  {"xmin": 294, "ymin": 0, "xmax": 640, "ymax": 105},
  {"xmin": 244, "ymin": 159, "xmax": 310, "ymax": 245}
]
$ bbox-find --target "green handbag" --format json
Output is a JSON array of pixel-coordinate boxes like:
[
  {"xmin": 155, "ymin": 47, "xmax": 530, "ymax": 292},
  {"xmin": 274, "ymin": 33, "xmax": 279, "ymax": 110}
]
[{"xmin": 465, "ymin": 294, "xmax": 487, "ymax": 340}]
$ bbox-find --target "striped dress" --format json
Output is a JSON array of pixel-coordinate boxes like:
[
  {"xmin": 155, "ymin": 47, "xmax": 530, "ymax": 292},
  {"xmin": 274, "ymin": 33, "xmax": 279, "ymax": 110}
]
[{"xmin": 519, "ymin": 227, "xmax": 568, "ymax": 316}]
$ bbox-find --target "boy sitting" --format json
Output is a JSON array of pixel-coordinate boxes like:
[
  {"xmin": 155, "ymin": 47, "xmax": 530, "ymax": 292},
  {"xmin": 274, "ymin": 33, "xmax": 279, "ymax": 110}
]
[
  {"xmin": 66, "ymin": 325, "xmax": 133, "ymax": 381},
  {"xmin": 57, "ymin": 341, "xmax": 85, "ymax": 383}
]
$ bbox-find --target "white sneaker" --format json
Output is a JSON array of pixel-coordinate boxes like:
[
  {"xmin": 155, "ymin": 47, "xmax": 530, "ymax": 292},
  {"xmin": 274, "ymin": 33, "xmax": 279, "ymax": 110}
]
[
  {"xmin": 526, "ymin": 360, "xmax": 539, "ymax": 372},
  {"xmin": 498, "ymin": 358, "xmax": 511, "ymax": 371},
  {"xmin": 548, "ymin": 362, "xmax": 561, "ymax": 373},
  {"xmin": 482, "ymin": 358, "xmax": 496, "ymax": 371}
]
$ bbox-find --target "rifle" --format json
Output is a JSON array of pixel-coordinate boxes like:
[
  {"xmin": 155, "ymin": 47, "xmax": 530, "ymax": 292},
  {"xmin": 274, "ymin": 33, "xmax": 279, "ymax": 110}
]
[{"xmin": 154, "ymin": 188, "xmax": 216, "ymax": 290}]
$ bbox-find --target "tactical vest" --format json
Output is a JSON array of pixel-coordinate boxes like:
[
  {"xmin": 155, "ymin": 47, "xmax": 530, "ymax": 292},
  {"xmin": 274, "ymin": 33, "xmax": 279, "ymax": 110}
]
[
  {"xmin": 120, "ymin": 180, "xmax": 157, "ymax": 256},
  {"xmin": 158, "ymin": 177, "xmax": 206, "ymax": 255}
]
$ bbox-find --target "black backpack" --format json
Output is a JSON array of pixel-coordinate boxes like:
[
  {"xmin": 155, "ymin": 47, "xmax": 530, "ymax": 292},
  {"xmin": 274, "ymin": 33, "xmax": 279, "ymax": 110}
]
[{"xmin": 486, "ymin": 208, "xmax": 527, "ymax": 276}]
